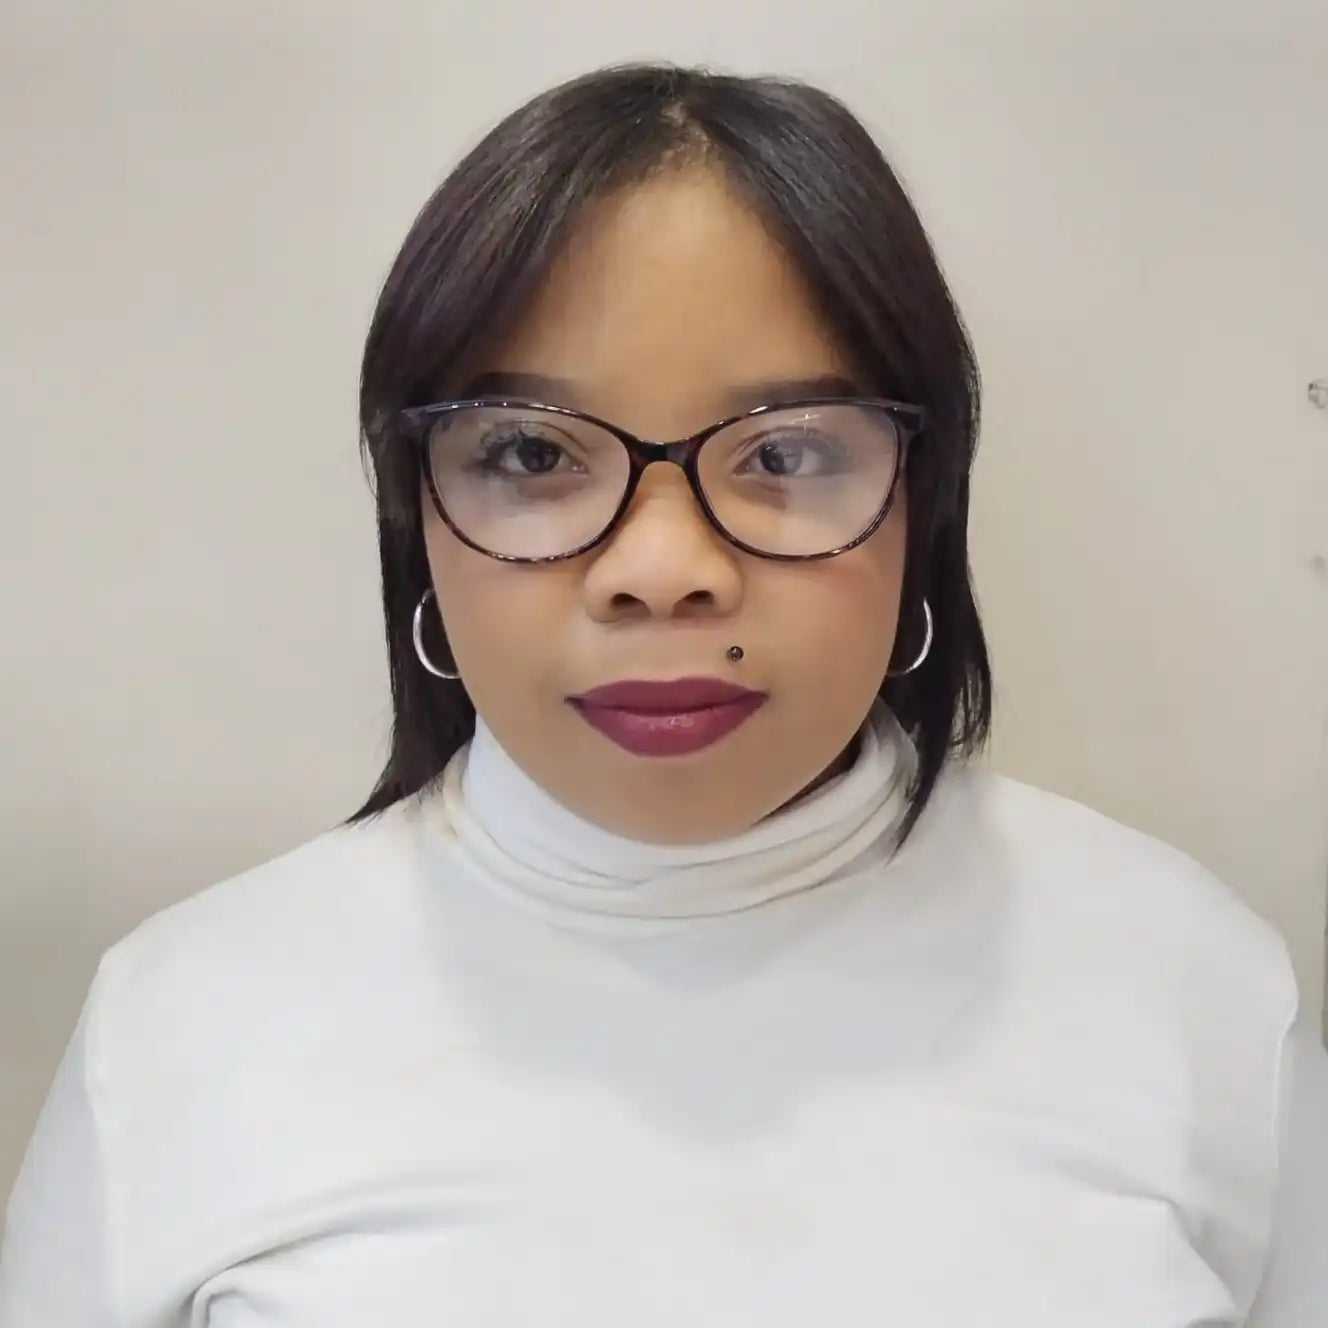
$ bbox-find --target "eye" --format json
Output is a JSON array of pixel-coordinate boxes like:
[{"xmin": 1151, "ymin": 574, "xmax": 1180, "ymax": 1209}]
[
  {"xmin": 738, "ymin": 430, "xmax": 845, "ymax": 479},
  {"xmin": 476, "ymin": 424, "xmax": 585, "ymax": 477}
]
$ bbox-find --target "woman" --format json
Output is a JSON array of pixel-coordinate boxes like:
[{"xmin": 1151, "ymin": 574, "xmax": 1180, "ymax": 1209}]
[{"xmin": 2, "ymin": 64, "xmax": 1325, "ymax": 1326}]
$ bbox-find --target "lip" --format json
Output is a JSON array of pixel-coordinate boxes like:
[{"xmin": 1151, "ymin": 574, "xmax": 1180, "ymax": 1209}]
[{"xmin": 568, "ymin": 677, "xmax": 768, "ymax": 757}]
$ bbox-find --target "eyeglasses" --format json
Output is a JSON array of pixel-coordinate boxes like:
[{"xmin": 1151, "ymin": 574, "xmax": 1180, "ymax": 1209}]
[{"xmin": 397, "ymin": 396, "xmax": 924, "ymax": 563}]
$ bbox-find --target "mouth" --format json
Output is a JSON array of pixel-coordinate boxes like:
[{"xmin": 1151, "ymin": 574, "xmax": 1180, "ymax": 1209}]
[{"xmin": 567, "ymin": 677, "xmax": 769, "ymax": 758}]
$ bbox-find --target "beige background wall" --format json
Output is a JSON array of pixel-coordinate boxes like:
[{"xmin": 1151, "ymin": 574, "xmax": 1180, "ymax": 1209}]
[{"xmin": 2, "ymin": 0, "xmax": 1326, "ymax": 1203}]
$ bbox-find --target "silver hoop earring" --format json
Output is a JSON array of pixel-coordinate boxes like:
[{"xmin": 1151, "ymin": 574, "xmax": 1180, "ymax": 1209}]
[
  {"xmin": 412, "ymin": 589, "xmax": 460, "ymax": 681},
  {"xmin": 889, "ymin": 598, "xmax": 933, "ymax": 677}
]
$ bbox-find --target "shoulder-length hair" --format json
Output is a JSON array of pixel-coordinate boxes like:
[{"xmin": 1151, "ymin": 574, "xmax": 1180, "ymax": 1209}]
[{"xmin": 353, "ymin": 64, "xmax": 991, "ymax": 840}]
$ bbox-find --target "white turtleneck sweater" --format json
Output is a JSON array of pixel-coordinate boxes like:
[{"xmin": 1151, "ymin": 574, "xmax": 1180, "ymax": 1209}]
[{"xmin": 2, "ymin": 710, "xmax": 1326, "ymax": 1326}]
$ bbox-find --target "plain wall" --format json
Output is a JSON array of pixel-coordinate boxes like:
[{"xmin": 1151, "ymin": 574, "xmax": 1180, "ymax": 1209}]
[{"xmin": 3, "ymin": 0, "xmax": 1326, "ymax": 1202}]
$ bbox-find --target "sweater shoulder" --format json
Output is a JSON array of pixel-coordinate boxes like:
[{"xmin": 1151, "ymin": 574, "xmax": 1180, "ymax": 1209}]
[
  {"xmin": 936, "ymin": 767, "xmax": 1299, "ymax": 1018},
  {"xmin": 92, "ymin": 803, "xmax": 431, "ymax": 1039},
  {"xmin": 126, "ymin": 803, "xmax": 417, "ymax": 933}
]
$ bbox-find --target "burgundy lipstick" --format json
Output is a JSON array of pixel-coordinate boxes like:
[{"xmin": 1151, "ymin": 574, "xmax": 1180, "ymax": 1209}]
[{"xmin": 568, "ymin": 677, "xmax": 768, "ymax": 757}]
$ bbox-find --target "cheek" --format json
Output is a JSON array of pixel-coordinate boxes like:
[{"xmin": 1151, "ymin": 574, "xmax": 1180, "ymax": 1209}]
[
  {"xmin": 861, "ymin": 495, "xmax": 909, "ymax": 646},
  {"xmin": 773, "ymin": 508, "xmax": 907, "ymax": 665},
  {"xmin": 424, "ymin": 495, "xmax": 907, "ymax": 698},
  {"xmin": 438, "ymin": 566, "xmax": 544, "ymax": 652},
  {"xmin": 423, "ymin": 515, "xmax": 562, "ymax": 680},
  {"xmin": 798, "ymin": 565, "xmax": 901, "ymax": 682}
]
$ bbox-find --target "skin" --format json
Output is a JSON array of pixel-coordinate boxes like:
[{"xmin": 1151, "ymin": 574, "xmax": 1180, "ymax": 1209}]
[{"xmin": 424, "ymin": 166, "xmax": 906, "ymax": 844}]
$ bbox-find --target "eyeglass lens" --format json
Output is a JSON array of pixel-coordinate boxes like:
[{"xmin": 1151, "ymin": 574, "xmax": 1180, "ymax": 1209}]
[{"xmin": 425, "ymin": 402, "xmax": 901, "ymax": 559}]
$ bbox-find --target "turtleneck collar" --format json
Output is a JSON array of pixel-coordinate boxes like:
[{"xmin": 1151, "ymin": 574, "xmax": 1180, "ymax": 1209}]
[{"xmin": 430, "ymin": 703, "xmax": 916, "ymax": 932}]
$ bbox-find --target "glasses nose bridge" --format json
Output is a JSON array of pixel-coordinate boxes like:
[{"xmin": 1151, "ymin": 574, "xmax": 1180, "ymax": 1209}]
[
  {"xmin": 622, "ymin": 425, "xmax": 712, "ymax": 496},
  {"xmin": 619, "ymin": 425, "xmax": 711, "ymax": 469}
]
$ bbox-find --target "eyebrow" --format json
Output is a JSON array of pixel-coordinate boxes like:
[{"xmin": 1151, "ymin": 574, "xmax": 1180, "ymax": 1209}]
[
  {"xmin": 458, "ymin": 372, "xmax": 581, "ymax": 406},
  {"xmin": 455, "ymin": 372, "xmax": 867, "ymax": 414},
  {"xmin": 721, "ymin": 375, "xmax": 864, "ymax": 411}
]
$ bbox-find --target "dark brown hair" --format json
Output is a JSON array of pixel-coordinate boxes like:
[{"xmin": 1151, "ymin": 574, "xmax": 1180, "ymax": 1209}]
[{"xmin": 353, "ymin": 64, "xmax": 991, "ymax": 839}]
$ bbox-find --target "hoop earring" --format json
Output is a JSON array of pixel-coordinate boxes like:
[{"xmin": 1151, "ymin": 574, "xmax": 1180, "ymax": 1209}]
[
  {"xmin": 889, "ymin": 598, "xmax": 933, "ymax": 677},
  {"xmin": 412, "ymin": 589, "xmax": 461, "ymax": 681}
]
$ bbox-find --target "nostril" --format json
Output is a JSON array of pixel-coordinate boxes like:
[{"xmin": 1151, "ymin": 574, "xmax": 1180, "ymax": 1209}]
[{"xmin": 606, "ymin": 587, "xmax": 716, "ymax": 617}]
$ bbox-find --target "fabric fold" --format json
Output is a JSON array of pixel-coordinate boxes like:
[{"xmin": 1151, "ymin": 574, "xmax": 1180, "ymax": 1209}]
[{"xmin": 431, "ymin": 702, "xmax": 915, "ymax": 928}]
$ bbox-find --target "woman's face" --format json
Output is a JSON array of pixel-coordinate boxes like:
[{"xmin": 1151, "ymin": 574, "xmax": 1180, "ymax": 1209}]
[{"xmin": 425, "ymin": 167, "xmax": 907, "ymax": 843}]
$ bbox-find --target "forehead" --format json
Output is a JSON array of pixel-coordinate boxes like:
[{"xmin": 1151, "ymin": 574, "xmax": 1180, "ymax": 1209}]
[{"xmin": 484, "ymin": 168, "xmax": 854, "ymax": 420}]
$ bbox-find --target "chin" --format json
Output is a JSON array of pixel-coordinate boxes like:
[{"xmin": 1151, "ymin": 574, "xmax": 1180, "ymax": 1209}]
[{"xmin": 546, "ymin": 716, "xmax": 810, "ymax": 843}]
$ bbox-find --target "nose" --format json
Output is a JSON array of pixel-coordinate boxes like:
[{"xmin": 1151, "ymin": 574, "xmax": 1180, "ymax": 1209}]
[{"xmin": 581, "ymin": 464, "xmax": 744, "ymax": 624}]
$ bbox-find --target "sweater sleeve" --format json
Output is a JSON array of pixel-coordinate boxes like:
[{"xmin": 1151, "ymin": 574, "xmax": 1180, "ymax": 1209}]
[
  {"xmin": 1245, "ymin": 1019, "xmax": 1328, "ymax": 1327},
  {"xmin": 0, "ymin": 978, "xmax": 117, "ymax": 1326}
]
